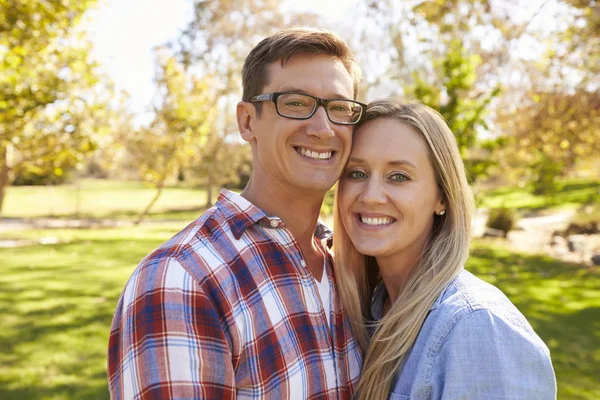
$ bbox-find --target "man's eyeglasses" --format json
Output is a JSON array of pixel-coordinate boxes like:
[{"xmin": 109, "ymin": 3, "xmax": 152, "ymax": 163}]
[{"xmin": 250, "ymin": 92, "xmax": 367, "ymax": 125}]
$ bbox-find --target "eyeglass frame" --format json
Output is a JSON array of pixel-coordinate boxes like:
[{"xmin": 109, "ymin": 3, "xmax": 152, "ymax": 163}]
[{"xmin": 249, "ymin": 91, "xmax": 367, "ymax": 125}]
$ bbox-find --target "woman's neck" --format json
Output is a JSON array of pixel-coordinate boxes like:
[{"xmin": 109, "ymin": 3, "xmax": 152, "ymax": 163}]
[{"xmin": 377, "ymin": 254, "xmax": 420, "ymax": 309}]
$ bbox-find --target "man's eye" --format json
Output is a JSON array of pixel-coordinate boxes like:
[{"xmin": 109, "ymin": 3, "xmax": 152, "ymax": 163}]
[
  {"xmin": 331, "ymin": 105, "xmax": 350, "ymax": 112},
  {"xmin": 284, "ymin": 100, "xmax": 308, "ymax": 107}
]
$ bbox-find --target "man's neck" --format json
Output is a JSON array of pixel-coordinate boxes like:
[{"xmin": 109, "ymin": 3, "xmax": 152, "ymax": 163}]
[{"xmin": 240, "ymin": 180, "xmax": 325, "ymax": 250}]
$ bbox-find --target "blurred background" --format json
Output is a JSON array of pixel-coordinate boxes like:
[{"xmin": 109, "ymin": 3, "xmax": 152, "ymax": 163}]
[{"xmin": 1, "ymin": 0, "xmax": 598, "ymax": 398}]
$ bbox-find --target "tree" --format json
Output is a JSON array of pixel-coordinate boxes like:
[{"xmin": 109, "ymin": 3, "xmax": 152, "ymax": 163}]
[
  {"xmin": 409, "ymin": 38, "xmax": 501, "ymax": 182},
  {"xmin": 490, "ymin": 0, "xmax": 600, "ymax": 191},
  {"xmin": 124, "ymin": 49, "xmax": 216, "ymax": 224},
  {"xmin": 497, "ymin": 88, "xmax": 600, "ymax": 194},
  {"xmin": 0, "ymin": 0, "xmax": 108, "ymax": 216},
  {"xmin": 359, "ymin": 0, "xmax": 533, "ymax": 182},
  {"xmin": 561, "ymin": 0, "xmax": 600, "ymax": 86}
]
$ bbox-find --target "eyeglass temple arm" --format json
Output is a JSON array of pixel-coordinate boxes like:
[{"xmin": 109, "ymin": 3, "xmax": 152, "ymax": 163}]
[{"xmin": 251, "ymin": 94, "xmax": 273, "ymax": 101}]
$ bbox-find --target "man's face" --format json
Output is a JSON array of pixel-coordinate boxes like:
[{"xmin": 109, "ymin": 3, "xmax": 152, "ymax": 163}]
[{"xmin": 240, "ymin": 53, "xmax": 355, "ymax": 196}]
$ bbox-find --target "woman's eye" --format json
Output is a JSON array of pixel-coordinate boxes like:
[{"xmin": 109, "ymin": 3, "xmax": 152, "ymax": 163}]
[
  {"xmin": 390, "ymin": 173, "xmax": 409, "ymax": 182},
  {"xmin": 348, "ymin": 170, "xmax": 367, "ymax": 179}
]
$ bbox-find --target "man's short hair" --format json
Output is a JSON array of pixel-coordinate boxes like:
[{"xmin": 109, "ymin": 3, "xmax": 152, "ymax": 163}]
[{"xmin": 242, "ymin": 27, "xmax": 362, "ymax": 115}]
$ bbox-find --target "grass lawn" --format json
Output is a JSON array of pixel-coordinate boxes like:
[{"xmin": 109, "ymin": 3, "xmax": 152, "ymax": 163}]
[
  {"xmin": 478, "ymin": 178, "xmax": 600, "ymax": 213},
  {"xmin": 2, "ymin": 179, "xmax": 210, "ymax": 221},
  {"xmin": 0, "ymin": 227, "xmax": 598, "ymax": 399},
  {"xmin": 0, "ymin": 224, "xmax": 186, "ymax": 400}
]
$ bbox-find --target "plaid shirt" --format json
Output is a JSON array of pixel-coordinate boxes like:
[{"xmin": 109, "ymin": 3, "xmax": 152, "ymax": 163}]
[{"xmin": 108, "ymin": 189, "xmax": 363, "ymax": 399}]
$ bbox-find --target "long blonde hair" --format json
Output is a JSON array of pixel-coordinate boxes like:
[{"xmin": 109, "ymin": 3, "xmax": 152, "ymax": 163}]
[{"xmin": 334, "ymin": 100, "xmax": 474, "ymax": 399}]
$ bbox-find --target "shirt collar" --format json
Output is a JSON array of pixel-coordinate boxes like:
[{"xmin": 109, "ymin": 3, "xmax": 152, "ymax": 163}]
[
  {"xmin": 215, "ymin": 189, "xmax": 333, "ymax": 242},
  {"xmin": 216, "ymin": 189, "xmax": 267, "ymax": 240}
]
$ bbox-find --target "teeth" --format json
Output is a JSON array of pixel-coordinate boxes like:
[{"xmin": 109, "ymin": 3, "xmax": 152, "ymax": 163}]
[
  {"xmin": 360, "ymin": 215, "xmax": 394, "ymax": 226},
  {"xmin": 297, "ymin": 147, "xmax": 332, "ymax": 160}
]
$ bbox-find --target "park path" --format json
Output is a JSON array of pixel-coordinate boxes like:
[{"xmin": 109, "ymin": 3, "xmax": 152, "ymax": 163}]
[
  {"xmin": 2, "ymin": 210, "xmax": 598, "ymax": 265},
  {"xmin": 507, "ymin": 210, "xmax": 575, "ymax": 253}
]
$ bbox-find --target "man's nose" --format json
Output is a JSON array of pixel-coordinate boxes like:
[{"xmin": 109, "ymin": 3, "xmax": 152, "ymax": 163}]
[{"xmin": 306, "ymin": 106, "xmax": 335, "ymax": 140}]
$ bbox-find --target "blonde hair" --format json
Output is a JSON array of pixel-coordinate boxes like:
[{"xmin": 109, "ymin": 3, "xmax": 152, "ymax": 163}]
[{"xmin": 334, "ymin": 99, "xmax": 474, "ymax": 399}]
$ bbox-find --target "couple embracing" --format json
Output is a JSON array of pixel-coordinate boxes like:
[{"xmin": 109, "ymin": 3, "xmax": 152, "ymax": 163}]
[{"xmin": 108, "ymin": 28, "xmax": 556, "ymax": 400}]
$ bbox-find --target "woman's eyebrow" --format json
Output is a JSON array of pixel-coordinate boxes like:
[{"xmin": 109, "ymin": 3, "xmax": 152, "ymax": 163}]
[
  {"xmin": 388, "ymin": 160, "xmax": 417, "ymax": 169},
  {"xmin": 347, "ymin": 157, "xmax": 416, "ymax": 169}
]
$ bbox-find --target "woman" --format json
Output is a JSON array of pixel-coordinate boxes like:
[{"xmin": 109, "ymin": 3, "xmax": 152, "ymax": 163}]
[{"xmin": 334, "ymin": 100, "xmax": 556, "ymax": 399}]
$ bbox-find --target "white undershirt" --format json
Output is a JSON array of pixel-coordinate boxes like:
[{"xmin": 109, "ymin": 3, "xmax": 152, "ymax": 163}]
[{"xmin": 315, "ymin": 259, "xmax": 331, "ymax": 327}]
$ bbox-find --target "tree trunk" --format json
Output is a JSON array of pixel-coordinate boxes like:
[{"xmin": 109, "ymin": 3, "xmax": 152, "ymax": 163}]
[
  {"xmin": 135, "ymin": 181, "xmax": 165, "ymax": 225},
  {"xmin": 0, "ymin": 145, "xmax": 11, "ymax": 220},
  {"xmin": 204, "ymin": 138, "xmax": 224, "ymax": 208},
  {"xmin": 205, "ymin": 164, "xmax": 214, "ymax": 208}
]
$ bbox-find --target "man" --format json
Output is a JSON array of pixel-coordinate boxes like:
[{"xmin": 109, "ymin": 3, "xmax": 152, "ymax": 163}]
[{"xmin": 108, "ymin": 27, "xmax": 366, "ymax": 399}]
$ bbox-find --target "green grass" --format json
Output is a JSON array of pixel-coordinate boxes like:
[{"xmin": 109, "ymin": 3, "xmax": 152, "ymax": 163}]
[
  {"xmin": 0, "ymin": 229, "xmax": 598, "ymax": 399},
  {"xmin": 478, "ymin": 178, "xmax": 600, "ymax": 213},
  {"xmin": 0, "ymin": 224, "xmax": 185, "ymax": 400},
  {"xmin": 3, "ymin": 179, "xmax": 210, "ymax": 220}
]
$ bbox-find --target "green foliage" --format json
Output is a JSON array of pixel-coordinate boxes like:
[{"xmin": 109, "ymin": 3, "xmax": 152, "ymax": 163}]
[
  {"xmin": 12, "ymin": 168, "xmax": 73, "ymax": 186},
  {"xmin": 319, "ymin": 186, "xmax": 336, "ymax": 218},
  {"xmin": 479, "ymin": 178, "xmax": 600, "ymax": 212},
  {"xmin": 486, "ymin": 207, "xmax": 517, "ymax": 237},
  {"xmin": 531, "ymin": 155, "xmax": 564, "ymax": 197},
  {"xmin": 499, "ymin": 89, "xmax": 600, "ymax": 189},
  {"xmin": 0, "ymin": 0, "xmax": 112, "ymax": 216},
  {"xmin": 409, "ymin": 39, "xmax": 501, "ymax": 182},
  {"xmin": 122, "ymin": 49, "xmax": 217, "ymax": 221}
]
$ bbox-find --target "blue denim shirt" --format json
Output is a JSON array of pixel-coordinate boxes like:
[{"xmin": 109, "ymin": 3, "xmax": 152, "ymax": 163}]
[{"xmin": 370, "ymin": 269, "xmax": 557, "ymax": 399}]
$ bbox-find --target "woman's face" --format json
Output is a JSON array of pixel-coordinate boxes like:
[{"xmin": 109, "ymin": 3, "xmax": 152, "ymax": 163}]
[{"xmin": 339, "ymin": 118, "xmax": 444, "ymax": 270}]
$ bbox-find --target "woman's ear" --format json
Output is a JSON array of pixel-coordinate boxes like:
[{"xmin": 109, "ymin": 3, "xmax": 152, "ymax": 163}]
[
  {"xmin": 434, "ymin": 195, "xmax": 446, "ymax": 216},
  {"xmin": 237, "ymin": 101, "xmax": 255, "ymax": 142}
]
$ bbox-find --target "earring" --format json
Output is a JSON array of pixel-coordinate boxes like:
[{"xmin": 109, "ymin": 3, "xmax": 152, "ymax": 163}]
[{"xmin": 438, "ymin": 210, "xmax": 446, "ymax": 216}]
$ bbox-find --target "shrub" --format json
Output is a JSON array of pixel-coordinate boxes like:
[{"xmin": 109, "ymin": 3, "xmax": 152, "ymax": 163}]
[
  {"xmin": 564, "ymin": 204, "xmax": 600, "ymax": 235},
  {"xmin": 486, "ymin": 207, "xmax": 517, "ymax": 238}
]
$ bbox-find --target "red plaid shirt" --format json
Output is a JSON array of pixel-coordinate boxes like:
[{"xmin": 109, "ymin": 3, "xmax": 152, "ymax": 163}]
[{"xmin": 108, "ymin": 189, "xmax": 362, "ymax": 399}]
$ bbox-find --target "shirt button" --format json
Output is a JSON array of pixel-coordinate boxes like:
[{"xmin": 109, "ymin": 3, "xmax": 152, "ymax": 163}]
[
  {"xmin": 269, "ymin": 220, "xmax": 279, "ymax": 228},
  {"xmin": 300, "ymin": 260, "xmax": 307, "ymax": 267}
]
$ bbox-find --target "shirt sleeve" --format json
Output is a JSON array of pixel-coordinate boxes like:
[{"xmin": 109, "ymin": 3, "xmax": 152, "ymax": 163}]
[
  {"xmin": 431, "ymin": 309, "xmax": 557, "ymax": 400},
  {"xmin": 107, "ymin": 257, "xmax": 236, "ymax": 400}
]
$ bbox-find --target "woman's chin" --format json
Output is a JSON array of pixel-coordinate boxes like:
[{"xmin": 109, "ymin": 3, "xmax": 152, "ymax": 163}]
[{"xmin": 353, "ymin": 243, "xmax": 385, "ymax": 258}]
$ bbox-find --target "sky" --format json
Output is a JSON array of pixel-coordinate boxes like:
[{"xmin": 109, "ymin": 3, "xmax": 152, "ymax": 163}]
[
  {"xmin": 85, "ymin": 0, "xmax": 358, "ymax": 122},
  {"xmin": 86, "ymin": 0, "xmax": 193, "ymax": 121}
]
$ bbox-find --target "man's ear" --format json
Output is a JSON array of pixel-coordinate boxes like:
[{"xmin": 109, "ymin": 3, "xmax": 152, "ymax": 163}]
[{"xmin": 237, "ymin": 101, "xmax": 256, "ymax": 142}]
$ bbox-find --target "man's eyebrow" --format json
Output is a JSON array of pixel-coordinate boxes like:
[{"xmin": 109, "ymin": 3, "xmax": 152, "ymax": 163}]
[{"xmin": 278, "ymin": 87, "xmax": 351, "ymax": 99}]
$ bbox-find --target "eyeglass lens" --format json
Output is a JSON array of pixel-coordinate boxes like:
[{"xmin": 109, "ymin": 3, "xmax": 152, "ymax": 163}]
[{"xmin": 276, "ymin": 93, "xmax": 362, "ymax": 123}]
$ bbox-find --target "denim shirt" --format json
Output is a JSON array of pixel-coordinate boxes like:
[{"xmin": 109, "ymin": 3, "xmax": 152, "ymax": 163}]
[{"xmin": 370, "ymin": 269, "xmax": 557, "ymax": 399}]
